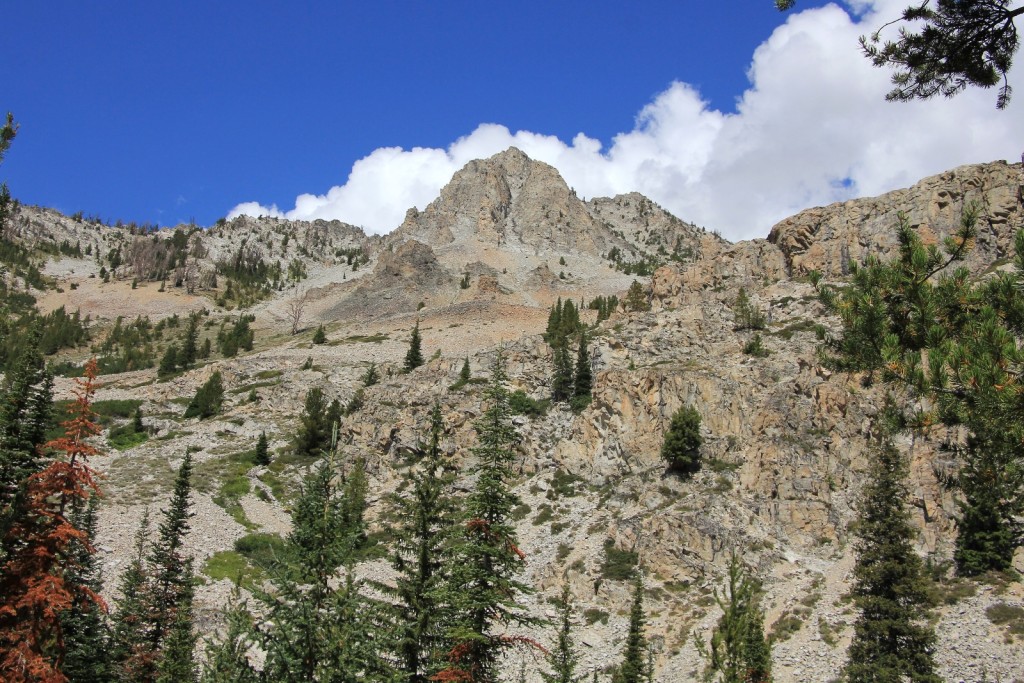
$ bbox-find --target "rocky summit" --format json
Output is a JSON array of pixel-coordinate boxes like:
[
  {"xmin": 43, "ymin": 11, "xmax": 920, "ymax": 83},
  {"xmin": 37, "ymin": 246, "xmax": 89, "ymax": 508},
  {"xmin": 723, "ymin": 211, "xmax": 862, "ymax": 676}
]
[{"xmin": 4, "ymin": 149, "xmax": 1024, "ymax": 681}]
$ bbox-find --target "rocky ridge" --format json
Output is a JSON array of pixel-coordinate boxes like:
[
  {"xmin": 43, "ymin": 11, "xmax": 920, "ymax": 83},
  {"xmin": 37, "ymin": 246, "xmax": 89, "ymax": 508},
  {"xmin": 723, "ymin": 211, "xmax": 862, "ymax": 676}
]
[{"xmin": 8, "ymin": 152, "xmax": 1024, "ymax": 682}]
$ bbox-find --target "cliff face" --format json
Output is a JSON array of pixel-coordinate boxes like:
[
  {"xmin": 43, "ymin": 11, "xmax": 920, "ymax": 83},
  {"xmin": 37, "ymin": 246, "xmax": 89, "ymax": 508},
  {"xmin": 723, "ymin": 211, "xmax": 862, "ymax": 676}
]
[{"xmin": 767, "ymin": 160, "xmax": 1023, "ymax": 277}]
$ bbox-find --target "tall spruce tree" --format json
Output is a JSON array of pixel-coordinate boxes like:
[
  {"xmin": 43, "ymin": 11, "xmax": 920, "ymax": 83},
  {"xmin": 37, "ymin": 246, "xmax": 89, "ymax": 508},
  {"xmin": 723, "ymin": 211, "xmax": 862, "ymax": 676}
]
[
  {"xmin": 199, "ymin": 592, "xmax": 259, "ymax": 683},
  {"xmin": 612, "ymin": 574, "xmax": 649, "ymax": 683},
  {"xmin": 820, "ymin": 207, "xmax": 1024, "ymax": 574},
  {"xmin": 541, "ymin": 583, "xmax": 581, "ymax": 683},
  {"xmin": 572, "ymin": 330, "xmax": 593, "ymax": 406},
  {"xmin": 183, "ymin": 371, "xmax": 224, "ymax": 419},
  {"xmin": 405, "ymin": 320, "xmax": 424, "ymax": 372},
  {"xmin": 117, "ymin": 450, "xmax": 197, "ymax": 683},
  {"xmin": 842, "ymin": 440, "xmax": 940, "ymax": 683},
  {"xmin": 0, "ymin": 359, "xmax": 102, "ymax": 683},
  {"xmin": 61, "ymin": 495, "xmax": 112, "ymax": 683},
  {"xmin": 700, "ymin": 554, "xmax": 771, "ymax": 683},
  {"xmin": 260, "ymin": 452, "xmax": 385, "ymax": 682},
  {"xmin": 373, "ymin": 404, "xmax": 458, "ymax": 683},
  {"xmin": 179, "ymin": 313, "xmax": 200, "ymax": 369},
  {"xmin": 111, "ymin": 509, "xmax": 152, "ymax": 680},
  {"xmin": 438, "ymin": 351, "xmax": 538, "ymax": 683},
  {"xmin": 294, "ymin": 386, "xmax": 332, "ymax": 458},
  {"xmin": 552, "ymin": 343, "xmax": 574, "ymax": 403},
  {"xmin": 0, "ymin": 335, "xmax": 53, "ymax": 576}
]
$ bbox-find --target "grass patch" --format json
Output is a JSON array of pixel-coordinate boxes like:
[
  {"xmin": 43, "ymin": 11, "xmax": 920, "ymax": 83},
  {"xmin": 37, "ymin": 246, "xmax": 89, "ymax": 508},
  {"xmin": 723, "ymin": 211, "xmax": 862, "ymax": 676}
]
[
  {"xmin": 532, "ymin": 504, "xmax": 554, "ymax": 526},
  {"xmin": 769, "ymin": 611, "xmax": 805, "ymax": 642},
  {"xmin": 230, "ymin": 380, "xmax": 279, "ymax": 395},
  {"xmin": 986, "ymin": 602, "xmax": 1024, "ymax": 642},
  {"xmin": 108, "ymin": 429, "xmax": 149, "ymax": 451},
  {"xmin": 235, "ymin": 532, "xmax": 288, "ymax": 572},
  {"xmin": 512, "ymin": 503, "xmax": 531, "ymax": 521},
  {"xmin": 331, "ymin": 332, "xmax": 389, "ymax": 345},
  {"xmin": 255, "ymin": 369, "xmax": 283, "ymax": 380}
]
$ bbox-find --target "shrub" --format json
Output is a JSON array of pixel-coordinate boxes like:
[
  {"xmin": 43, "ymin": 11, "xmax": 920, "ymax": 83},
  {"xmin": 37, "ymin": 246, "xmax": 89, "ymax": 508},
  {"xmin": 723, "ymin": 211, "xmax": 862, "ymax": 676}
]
[
  {"xmin": 600, "ymin": 538, "xmax": 638, "ymax": 581},
  {"xmin": 743, "ymin": 333, "xmax": 769, "ymax": 357},
  {"xmin": 509, "ymin": 390, "xmax": 549, "ymax": 417},
  {"xmin": 661, "ymin": 405, "xmax": 702, "ymax": 476}
]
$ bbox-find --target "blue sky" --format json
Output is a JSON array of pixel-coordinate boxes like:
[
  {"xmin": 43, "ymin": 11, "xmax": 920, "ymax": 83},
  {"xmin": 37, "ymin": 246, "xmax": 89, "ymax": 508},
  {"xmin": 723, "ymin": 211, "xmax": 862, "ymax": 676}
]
[{"xmin": 2, "ymin": 1, "xmax": 1021, "ymax": 240}]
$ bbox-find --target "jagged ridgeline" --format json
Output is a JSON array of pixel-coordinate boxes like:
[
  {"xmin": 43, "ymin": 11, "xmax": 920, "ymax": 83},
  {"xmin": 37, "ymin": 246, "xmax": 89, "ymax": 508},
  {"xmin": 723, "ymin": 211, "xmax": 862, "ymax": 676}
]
[{"xmin": 0, "ymin": 146, "xmax": 1022, "ymax": 682}]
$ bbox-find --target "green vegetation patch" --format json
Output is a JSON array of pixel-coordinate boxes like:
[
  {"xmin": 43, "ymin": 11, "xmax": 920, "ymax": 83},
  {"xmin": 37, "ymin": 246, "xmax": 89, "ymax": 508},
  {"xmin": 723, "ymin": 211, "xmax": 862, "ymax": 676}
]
[
  {"xmin": 601, "ymin": 539, "xmax": 638, "ymax": 581},
  {"xmin": 986, "ymin": 602, "xmax": 1024, "ymax": 642},
  {"xmin": 330, "ymin": 332, "xmax": 389, "ymax": 345}
]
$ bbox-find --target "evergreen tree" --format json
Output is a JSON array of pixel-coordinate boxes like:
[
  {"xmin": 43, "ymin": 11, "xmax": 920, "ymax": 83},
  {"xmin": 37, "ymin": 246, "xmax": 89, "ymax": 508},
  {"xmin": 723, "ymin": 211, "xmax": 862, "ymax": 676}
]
[
  {"xmin": 260, "ymin": 453, "xmax": 385, "ymax": 682},
  {"xmin": 254, "ymin": 431, "xmax": 270, "ymax": 466},
  {"xmin": 625, "ymin": 281, "xmax": 649, "ymax": 312},
  {"xmin": 820, "ymin": 208, "xmax": 1024, "ymax": 574},
  {"xmin": 545, "ymin": 299, "xmax": 563, "ymax": 343},
  {"xmin": 157, "ymin": 344, "xmax": 178, "ymax": 379},
  {"xmin": 0, "ymin": 335, "xmax": 53, "ymax": 557},
  {"xmin": 183, "ymin": 371, "xmax": 224, "ymax": 419},
  {"xmin": 155, "ymin": 608, "xmax": 198, "ymax": 683},
  {"xmin": 0, "ymin": 359, "xmax": 101, "ymax": 683},
  {"xmin": 541, "ymin": 583, "xmax": 580, "ymax": 683},
  {"xmin": 552, "ymin": 343, "xmax": 574, "ymax": 403},
  {"xmin": 363, "ymin": 362, "xmax": 380, "ymax": 387},
  {"xmin": 572, "ymin": 331, "xmax": 592, "ymax": 406},
  {"xmin": 661, "ymin": 405, "xmax": 703, "ymax": 476},
  {"xmin": 61, "ymin": 495, "xmax": 112, "ymax": 683},
  {"xmin": 199, "ymin": 592, "xmax": 258, "ymax": 683},
  {"xmin": 111, "ymin": 509, "xmax": 152, "ymax": 680},
  {"xmin": 179, "ymin": 313, "xmax": 200, "ymax": 369},
  {"xmin": 460, "ymin": 357, "xmax": 471, "ymax": 383},
  {"xmin": 114, "ymin": 452, "xmax": 197, "ymax": 683},
  {"xmin": 612, "ymin": 574, "xmax": 649, "ymax": 683},
  {"xmin": 732, "ymin": 288, "xmax": 765, "ymax": 331},
  {"xmin": 312, "ymin": 324, "xmax": 327, "ymax": 345},
  {"xmin": 374, "ymin": 404, "xmax": 458, "ymax": 683},
  {"xmin": 842, "ymin": 441, "xmax": 940, "ymax": 683},
  {"xmin": 438, "ymin": 351, "xmax": 538, "ymax": 683},
  {"xmin": 294, "ymin": 387, "xmax": 331, "ymax": 458},
  {"xmin": 701, "ymin": 554, "xmax": 771, "ymax": 683},
  {"xmin": 405, "ymin": 320, "xmax": 424, "ymax": 372}
]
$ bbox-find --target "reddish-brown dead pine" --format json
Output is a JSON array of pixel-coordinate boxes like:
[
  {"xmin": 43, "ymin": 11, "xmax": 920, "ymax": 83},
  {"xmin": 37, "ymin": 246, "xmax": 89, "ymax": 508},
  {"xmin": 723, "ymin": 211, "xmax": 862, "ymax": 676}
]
[{"xmin": 0, "ymin": 359, "xmax": 105, "ymax": 683}]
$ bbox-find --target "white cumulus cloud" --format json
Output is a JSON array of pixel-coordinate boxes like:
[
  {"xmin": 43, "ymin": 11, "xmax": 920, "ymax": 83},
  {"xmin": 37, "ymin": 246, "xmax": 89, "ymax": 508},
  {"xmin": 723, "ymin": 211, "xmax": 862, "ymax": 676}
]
[{"xmin": 228, "ymin": 1, "xmax": 1024, "ymax": 241}]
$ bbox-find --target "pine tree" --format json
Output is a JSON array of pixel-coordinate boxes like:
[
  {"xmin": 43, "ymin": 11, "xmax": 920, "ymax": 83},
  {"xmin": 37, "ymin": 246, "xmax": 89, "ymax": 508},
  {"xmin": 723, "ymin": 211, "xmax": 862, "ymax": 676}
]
[
  {"xmin": 374, "ymin": 404, "xmax": 458, "ymax": 683},
  {"xmin": 541, "ymin": 583, "xmax": 580, "ymax": 683},
  {"xmin": 0, "ymin": 358, "xmax": 103, "ymax": 683},
  {"xmin": 552, "ymin": 343, "xmax": 574, "ymax": 403},
  {"xmin": 119, "ymin": 450, "xmax": 197, "ymax": 683},
  {"xmin": 820, "ymin": 207, "xmax": 1024, "ymax": 574},
  {"xmin": 294, "ymin": 386, "xmax": 331, "ymax": 457},
  {"xmin": 183, "ymin": 371, "xmax": 224, "ymax": 419},
  {"xmin": 438, "ymin": 351, "xmax": 538, "ymax": 683},
  {"xmin": 460, "ymin": 357, "xmax": 471, "ymax": 383},
  {"xmin": 179, "ymin": 313, "xmax": 200, "ymax": 369},
  {"xmin": 111, "ymin": 509, "xmax": 152, "ymax": 680},
  {"xmin": 363, "ymin": 362, "xmax": 380, "ymax": 387},
  {"xmin": 545, "ymin": 299, "xmax": 563, "ymax": 343},
  {"xmin": 61, "ymin": 495, "xmax": 112, "ymax": 683},
  {"xmin": 405, "ymin": 320, "xmax": 424, "ymax": 372},
  {"xmin": 661, "ymin": 405, "xmax": 703, "ymax": 476},
  {"xmin": 312, "ymin": 324, "xmax": 327, "ymax": 344},
  {"xmin": 700, "ymin": 554, "xmax": 771, "ymax": 683},
  {"xmin": 732, "ymin": 288, "xmax": 765, "ymax": 331},
  {"xmin": 842, "ymin": 441, "xmax": 939, "ymax": 683},
  {"xmin": 199, "ymin": 592, "xmax": 258, "ymax": 683},
  {"xmin": 254, "ymin": 431, "xmax": 270, "ymax": 466},
  {"xmin": 260, "ymin": 453, "xmax": 384, "ymax": 682},
  {"xmin": 612, "ymin": 574, "xmax": 649, "ymax": 683},
  {"xmin": 157, "ymin": 344, "xmax": 178, "ymax": 378},
  {"xmin": 0, "ymin": 335, "xmax": 53, "ymax": 557},
  {"xmin": 155, "ymin": 608, "xmax": 198, "ymax": 683},
  {"xmin": 572, "ymin": 331, "xmax": 592, "ymax": 406}
]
